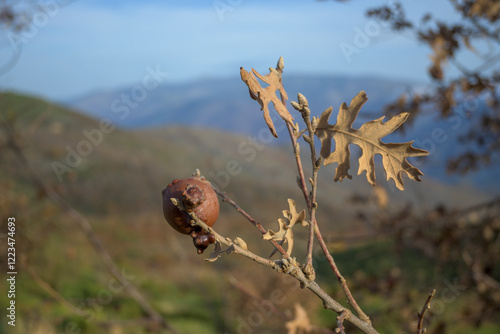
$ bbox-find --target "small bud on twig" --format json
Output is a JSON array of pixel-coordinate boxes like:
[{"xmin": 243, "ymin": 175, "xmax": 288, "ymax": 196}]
[
  {"xmin": 302, "ymin": 263, "xmax": 316, "ymax": 281},
  {"xmin": 311, "ymin": 116, "xmax": 318, "ymax": 131},
  {"xmin": 297, "ymin": 93, "xmax": 308, "ymax": 107},
  {"xmin": 290, "ymin": 101, "xmax": 301, "ymax": 111},
  {"xmin": 234, "ymin": 237, "xmax": 248, "ymax": 250},
  {"xmin": 277, "ymin": 56, "xmax": 284, "ymax": 72}
]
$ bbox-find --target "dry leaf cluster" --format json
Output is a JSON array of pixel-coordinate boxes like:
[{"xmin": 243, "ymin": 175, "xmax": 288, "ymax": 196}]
[
  {"xmin": 263, "ymin": 199, "xmax": 308, "ymax": 256},
  {"xmin": 241, "ymin": 59, "xmax": 428, "ymax": 191},
  {"xmin": 176, "ymin": 57, "xmax": 431, "ymax": 334}
]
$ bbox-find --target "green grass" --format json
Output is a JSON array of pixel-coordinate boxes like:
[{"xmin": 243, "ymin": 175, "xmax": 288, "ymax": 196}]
[{"xmin": 315, "ymin": 240, "xmax": 462, "ymax": 287}]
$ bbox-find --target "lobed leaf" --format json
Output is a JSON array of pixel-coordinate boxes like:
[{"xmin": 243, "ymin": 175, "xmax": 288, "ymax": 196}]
[
  {"xmin": 240, "ymin": 57, "xmax": 294, "ymax": 138},
  {"xmin": 315, "ymin": 91, "xmax": 429, "ymax": 191},
  {"xmin": 264, "ymin": 199, "xmax": 308, "ymax": 256}
]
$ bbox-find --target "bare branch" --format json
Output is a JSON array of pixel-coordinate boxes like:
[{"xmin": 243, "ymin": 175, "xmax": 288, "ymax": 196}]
[
  {"xmin": 21, "ymin": 260, "xmax": 82, "ymax": 314},
  {"xmin": 290, "ymin": 93, "xmax": 321, "ymax": 270},
  {"xmin": 417, "ymin": 289, "xmax": 436, "ymax": 334}
]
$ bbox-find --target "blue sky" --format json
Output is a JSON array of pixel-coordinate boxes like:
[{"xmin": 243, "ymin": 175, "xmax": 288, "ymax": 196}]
[{"xmin": 0, "ymin": 0, "xmax": 463, "ymax": 101}]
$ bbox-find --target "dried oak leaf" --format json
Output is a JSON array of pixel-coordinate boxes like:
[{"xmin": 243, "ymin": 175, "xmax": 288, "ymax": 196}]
[
  {"xmin": 240, "ymin": 60, "xmax": 294, "ymax": 138},
  {"xmin": 316, "ymin": 91, "xmax": 428, "ymax": 191},
  {"xmin": 264, "ymin": 199, "xmax": 307, "ymax": 256}
]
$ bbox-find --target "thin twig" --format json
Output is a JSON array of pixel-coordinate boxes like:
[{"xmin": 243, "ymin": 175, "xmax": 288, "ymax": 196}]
[
  {"xmin": 284, "ymin": 119, "xmax": 317, "ymax": 271},
  {"xmin": 314, "ymin": 223, "xmax": 371, "ymax": 323},
  {"xmin": 290, "ymin": 96, "xmax": 321, "ymax": 269},
  {"xmin": 285, "ymin": 120, "xmax": 315, "ymax": 265},
  {"xmin": 286, "ymin": 121, "xmax": 311, "ymax": 209},
  {"xmin": 211, "ymin": 185, "xmax": 290, "ymax": 258},
  {"xmin": 336, "ymin": 310, "xmax": 351, "ymax": 334},
  {"xmin": 417, "ymin": 289, "xmax": 436, "ymax": 334},
  {"xmin": 21, "ymin": 260, "xmax": 82, "ymax": 314}
]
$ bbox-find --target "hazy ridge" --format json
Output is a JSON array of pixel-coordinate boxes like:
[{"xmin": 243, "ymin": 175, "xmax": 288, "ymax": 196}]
[{"xmin": 64, "ymin": 74, "xmax": 500, "ymax": 193}]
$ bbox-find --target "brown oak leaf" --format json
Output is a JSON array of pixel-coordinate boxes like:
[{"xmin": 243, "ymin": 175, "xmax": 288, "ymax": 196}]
[
  {"xmin": 240, "ymin": 58, "xmax": 294, "ymax": 138},
  {"xmin": 315, "ymin": 91, "xmax": 429, "ymax": 191},
  {"xmin": 264, "ymin": 199, "xmax": 307, "ymax": 257}
]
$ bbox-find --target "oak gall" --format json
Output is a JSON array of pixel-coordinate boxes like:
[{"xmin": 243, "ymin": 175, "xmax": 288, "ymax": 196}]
[{"xmin": 162, "ymin": 177, "xmax": 219, "ymax": 254}]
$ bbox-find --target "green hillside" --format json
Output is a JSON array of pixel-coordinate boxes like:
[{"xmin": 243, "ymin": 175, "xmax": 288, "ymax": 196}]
[{"xmin": 0, "ymin": 92, "xmax": 497, "ymax": 333}]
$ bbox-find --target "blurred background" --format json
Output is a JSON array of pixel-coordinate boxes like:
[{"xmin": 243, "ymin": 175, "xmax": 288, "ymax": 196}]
[{"xmin": 0, "ymin": 0, "xmax": 499, "ymax": 333}]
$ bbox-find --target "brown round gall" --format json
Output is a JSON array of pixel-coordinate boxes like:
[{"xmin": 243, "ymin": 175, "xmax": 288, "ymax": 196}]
[{"xmin": 162, "ymin": 177, "xmax": 219, "ymax": 254}]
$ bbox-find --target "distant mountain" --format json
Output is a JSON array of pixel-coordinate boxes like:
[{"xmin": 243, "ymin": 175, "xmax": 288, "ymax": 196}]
[
  {"xmin": 64, "ymin": 74, "xmax": 413, "ymax": 135},
  {"xmin": 63, "ymin": 75, "xmax": 500, "ymax": 194}
]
